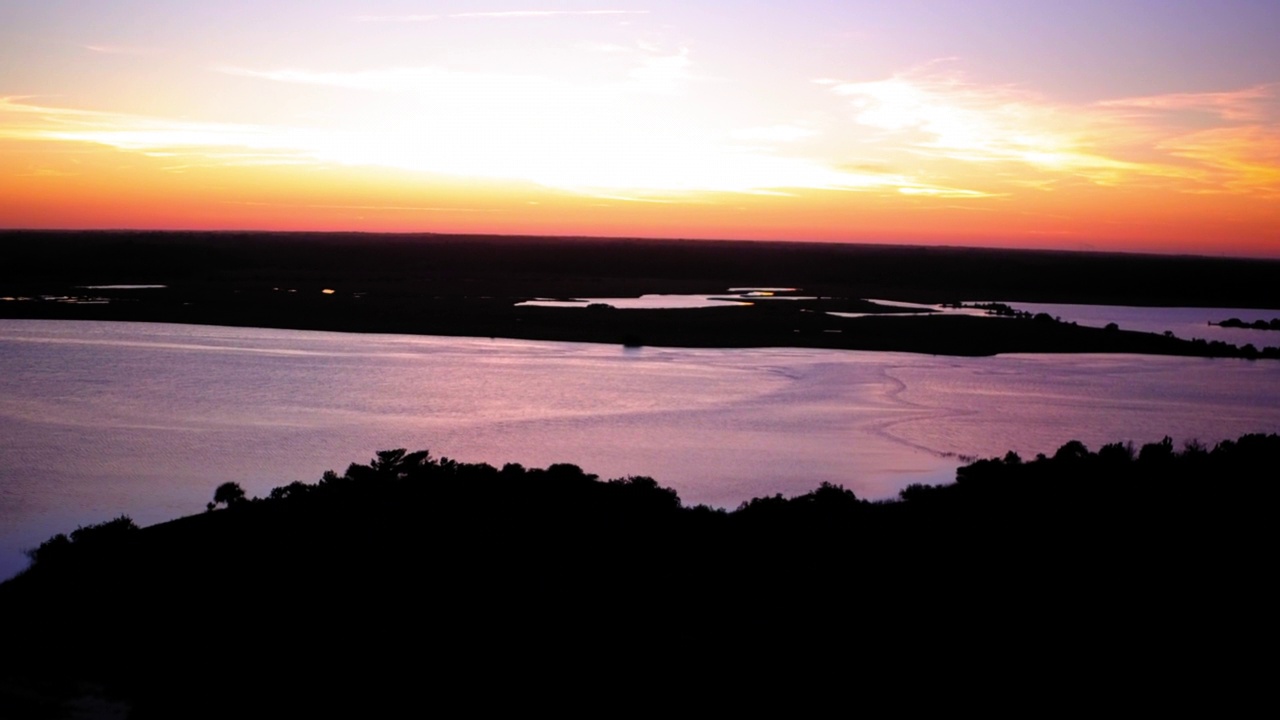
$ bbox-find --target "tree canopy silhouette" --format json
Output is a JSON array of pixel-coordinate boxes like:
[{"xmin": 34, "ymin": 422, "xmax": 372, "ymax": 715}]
[{"xmin": 212, "ymin": 481, "xmax": 246, "ymax": 508}]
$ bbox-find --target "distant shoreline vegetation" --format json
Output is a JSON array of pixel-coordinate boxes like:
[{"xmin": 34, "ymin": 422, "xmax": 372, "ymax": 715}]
[
  {"xmin": 4, "ymin": 230, "xmax": 1280, "ymax": 359},
  {"xmin": 1213, "ymin": 317, "xmax": 1280, "ymax": 331},
  {"xmin": 7, "ymin": 288, "xmax": 1280, "ymax": 360}
]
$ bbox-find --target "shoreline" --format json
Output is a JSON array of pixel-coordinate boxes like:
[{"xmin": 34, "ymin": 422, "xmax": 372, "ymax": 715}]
[
  {"xmin": 5, "ymin": 230, "xmax": 1280, "ymax": 359},
  {"xmin": 4, "ymin": 297, "xmax": 1276, "ymax": 360}
]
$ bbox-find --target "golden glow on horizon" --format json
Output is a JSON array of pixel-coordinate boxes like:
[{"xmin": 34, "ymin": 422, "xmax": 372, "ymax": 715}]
[{"xmin": 2, "ymin": 3, "xmax": 1279, "ymax": 256}]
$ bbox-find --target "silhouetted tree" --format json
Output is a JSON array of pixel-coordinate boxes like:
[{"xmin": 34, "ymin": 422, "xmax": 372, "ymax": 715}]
[
  {"xmin": 1098, "ymin": 441, "xmax": 1134, "ymax": 465},
  {"xmin": 25, "ymin": 532, "xmax": 71, "ymax": 566},
  {"xmin": 213, "ymin": 481, "xmax": 247, "ymax": 508},
  {"xmin": 608, "ymin": 475, "xmax": 680, "ymax": 512},
  {"xmin": 1054, "ymin": 440, "xmax": 1090, "ymax": 463},
  {"xmin": 1138, "ymin": 436, "xmax": 1175, "ymax": 466},
  {"xmin": 268, "ymin": 481, "xmax": 313, "ymax": 501}
]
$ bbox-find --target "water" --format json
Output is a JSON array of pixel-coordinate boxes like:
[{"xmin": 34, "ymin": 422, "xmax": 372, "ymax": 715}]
[
  {"xmin": 514, "ymin": 288, "xmax": 815, "ymax": 309},
  {"xmin": 3, "ymin": 318, "xmax": 1280, "ymax": 581},
  {"xmin": 998, "ymin": 302, "xmax": 1280, "ymax": 346},
  {"xmin": 521, "ymin": 292, "xmax": 1280, "ymax": 350},
  {"xmin": 516, "ymin": 293, "xmax": 751, "ymax": 309},
  {"xmin": 835, "ymin": 299, "xmax": 1280, "ymax": 345}
]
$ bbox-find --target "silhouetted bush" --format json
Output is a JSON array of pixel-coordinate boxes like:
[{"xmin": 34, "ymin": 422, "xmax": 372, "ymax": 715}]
[{"xmin": 69, "ymin": 515, "xmax": 139, "ymax": 545}]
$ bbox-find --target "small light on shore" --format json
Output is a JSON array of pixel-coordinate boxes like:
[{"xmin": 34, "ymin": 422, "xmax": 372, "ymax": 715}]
[{"xmin": 322, "ymin": 288, "xmax": 335, "ymax": 295}]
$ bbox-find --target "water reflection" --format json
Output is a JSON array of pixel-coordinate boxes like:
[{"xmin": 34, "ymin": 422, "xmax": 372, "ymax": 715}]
[
  {"xmin": 995, "ymin": 301, "xmax": 1280, "ymax": 345},
  {"xmin": 516, "ymin": 294, "xmax": 751, "ymax": 309},
  {"xmin": 2, "ymin": 319, "xmax": 1279, "ymax": 581},
  {"xmin": 515, "ymin": 288, "xmax": 815, "ymax": 309},
  {"xmin": 827, "ymin": 299, "xmax": 1280, "ymax": 347}
]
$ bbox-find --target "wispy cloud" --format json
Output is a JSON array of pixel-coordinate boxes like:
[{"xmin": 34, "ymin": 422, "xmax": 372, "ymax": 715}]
[
  {"xmin": 827, "ymin": 71, "xmax": 1101, "ymax": 172},
  {"xmin": 217, "ymin": 48, "xmax": 694, "ymax": 100},
  {"xmin": 0, "ymin": 95, "xmax": 953, "ymax": 198},
  {"xmin": 0, "ymin": 96, "xmax": 107, "ymax": 119},
  {"xmin": 16, "ymin": 167, "xmax": 80, "ymax": 178},
  {"xmin": 628, "ymin": 49, "xmax": 692, "ymax": 90},
  {"xmin": 1157, "ymin": 125, "xmax": 1280, "ymax": 198},
  {"xmin": 732, "ymin": 125, "xmax": 817, "ymax": 144},
  {"xmin": 227, "ymin": 201, "xmax": 506, "ymax": 213},
  {"xmin": 354, "ymin": 15, "xmax": 439, "ymax": 23},
  {"xmin": 84, "ymin": 44, "xmax": 162, "ymax": 56},
  {"xmin": 453, "ymin": 10, "xmax": 649, "ymax": 19},
  {"xmin": 0, "ymin": 97, "xmax": 314, "ymax": 164},
  {"xmin": 16, "ymin": 61, "xmax": 1274, "ymax": 203},
  {"xmin": 356, "ymin": 10, "xmax": 647, "ymax": 22},
  {"xmin": 1098, "ymin": 85, "xmax": 1277, "ymax": 122},
  {"xmin": 822, "ymin": 68, "xmax": 1280, "ymax": 198},
  {"xmin": 896, "ymin": 186, "xmax": 999, "ymax": 198},
  {"xmin": 1095, "ymin": 85, "xmax": 1280, "ymax": 196},
  {"xmin": 215, "ymin": 65, "xmax": 544, "ymax": 92}
]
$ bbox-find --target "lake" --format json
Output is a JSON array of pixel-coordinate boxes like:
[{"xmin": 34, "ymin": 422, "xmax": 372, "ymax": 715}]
[{"xmin": 3, "ymin": 318, "xmax": 1280, "ymax": 580}]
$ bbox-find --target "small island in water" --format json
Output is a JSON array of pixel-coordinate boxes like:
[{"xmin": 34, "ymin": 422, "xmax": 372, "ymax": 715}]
[{"xmin": 2, "ymin": 434, "xmax": 1274, "ymax": 716}]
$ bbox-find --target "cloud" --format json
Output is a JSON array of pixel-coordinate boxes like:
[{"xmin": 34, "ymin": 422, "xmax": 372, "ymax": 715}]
[
  {"xmin": 822, "ymin": 68, "xmax": 1280, "ymax": 197},
  {"xmin": 215, "ymin": 65, "xmax": 537, "ymax": 92},
  {"xmin": 0, "ymin": 96, "xmax": 902, "ymax": 196},
  {"xmin": 896, "ymin": 186, "xmax": 1000, "ymax": 198},
  {"xmin": 16, "ymin": 167, "xmax": 80, "ymax": 178},
  {"xmin": 731, "ymin": 125, "xmax": 817, "ymax": 144},
  {"xmin": 22, "ymin": 63, "xmax": 1274, "ymax": 203},
  {"xmin": 2, "ymin": 92, "xmax": 978, "ymax": 199},
  {"xmin": 0, "ymin": 97, "xmax": 313, "ymax": 163},
  {"xmin": 356, "ymin": 10, "xmax": 647, "ymax": 22},
  {"xmin": 227, "ymin": 201, "xmax": 506, "ymax": 213},
  {"xmin": 1094, "ymin": 86, "xmax": 1280, "ymax": 196},
  {"xmin": 1097, "ymin": 85, "xmax": 1277, "ymax": 122},
  {"xmin": 1157, "ymin": 125, "xmax": 1280, "ymax": 197},
  {"xmin": 580, "ymin": 43, "xmax": 635, "ymax": 54},
  {"xmin": 217, "ymin": 49, "xmax": 693, "ymax": 101},
  {"xmin": 828, "ymin": 72, "xmax": 1085, "ymax": 169},
  {"xmin": 0, "ymin": 96, "xmax": 102, "ymax": 118},
  {"xmin": 628, "ymin": 49, "xmax": 692, "ymax": 88},
  {"xmin": 354, "ymin": 15, "xmax": 439, "ymax": 23},
  {"xmin": 452, "ymin": 10, "xmax": 649, "ymax": 19},
  {"xmin": 84, "ymin": 45, "xmax": 162, "ymax": 56}
]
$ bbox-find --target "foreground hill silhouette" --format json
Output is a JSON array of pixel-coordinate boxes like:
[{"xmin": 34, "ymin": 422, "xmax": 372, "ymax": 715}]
[{"xmin": 2, "ymin": 435, "xmax": 1275, "ymax": 716}]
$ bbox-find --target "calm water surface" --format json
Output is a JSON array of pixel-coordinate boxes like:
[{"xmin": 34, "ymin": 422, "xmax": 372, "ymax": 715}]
[
  {"xmin": 999, "ymin": 302, "xmax": 1280, "ymax": 346},
  {"xmin": 3, "ymin": 319, "xmax": 1280, "ymax": 580}
]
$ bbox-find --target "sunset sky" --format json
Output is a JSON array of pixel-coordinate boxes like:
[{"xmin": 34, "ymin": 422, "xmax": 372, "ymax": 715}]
[{"xmin": 2, "ymin": 1, "xmax": 1279, "ymax": 256}]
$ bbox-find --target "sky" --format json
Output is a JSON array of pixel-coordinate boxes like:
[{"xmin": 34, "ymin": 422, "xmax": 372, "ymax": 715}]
[{"xmin": 2, "ymin": 1, "xmax": 1279, "ymax": 256}]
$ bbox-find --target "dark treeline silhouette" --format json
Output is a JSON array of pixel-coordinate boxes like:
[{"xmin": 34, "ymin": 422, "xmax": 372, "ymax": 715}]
[
  {"xmin": 5, "ymin": 230, "xmax": 1280, "ymax": 308},
  {"xmin": 1214, "ymin": 316, "xmax": 1280, "ymax": 331},
  {"xmin": 2, "ymin": 436, "xmax": 1276, "ymax": 715},
  {"xmin": 5, "ymin": 230, "xmax": 1280, "ymax": 359}
]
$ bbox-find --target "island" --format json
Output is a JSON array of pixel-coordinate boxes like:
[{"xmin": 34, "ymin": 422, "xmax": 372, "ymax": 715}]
[{"xmin": 4, "ymin": 230, "xmax": 1280, "ymax": 358}]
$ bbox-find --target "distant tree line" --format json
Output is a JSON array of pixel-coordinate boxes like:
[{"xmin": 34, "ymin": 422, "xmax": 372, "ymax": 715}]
[{"xmin": 1214, "ymin": 317, "xmax": 1280, "ymax": 331}]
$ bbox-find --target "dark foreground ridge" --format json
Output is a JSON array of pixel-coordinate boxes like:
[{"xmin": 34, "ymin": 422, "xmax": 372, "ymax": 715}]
[
  {"xmin": 5, "ymin": 230, "xmax": 1280, "ymax": 357},
  {"xmin": 2, "ymin": 435, "xmax": 1276, "ymax": 715}
]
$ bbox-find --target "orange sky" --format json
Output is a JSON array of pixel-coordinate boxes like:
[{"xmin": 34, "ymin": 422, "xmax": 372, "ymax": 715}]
[{"xmin": 3, "ymin": 2, "xmax": 1279, "ymax": 256}]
